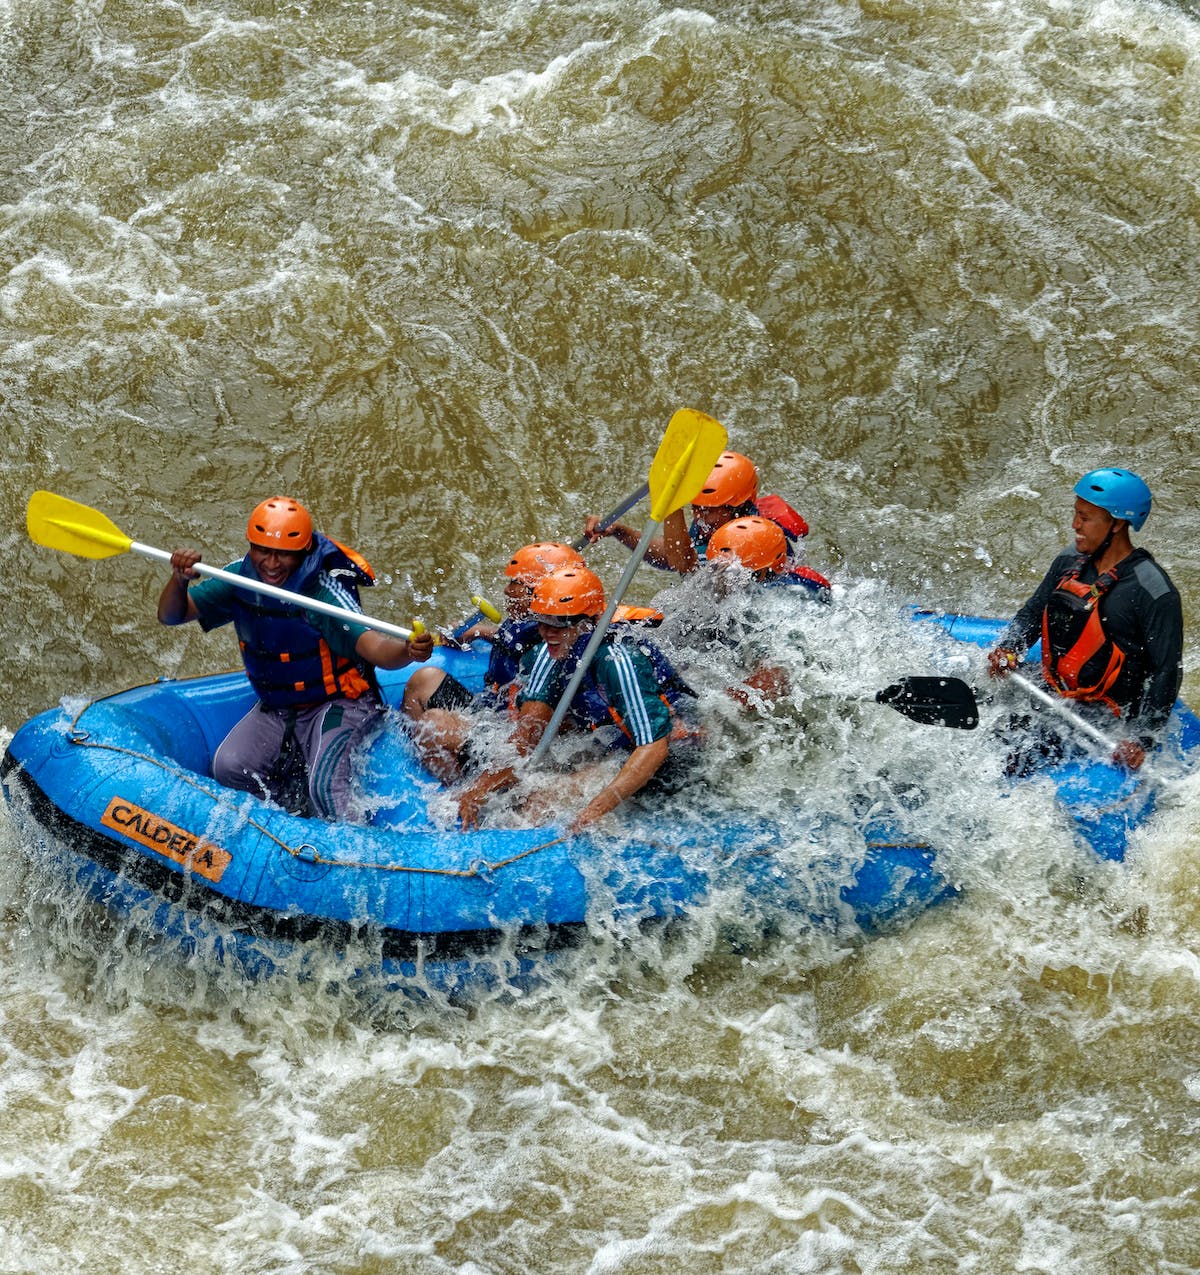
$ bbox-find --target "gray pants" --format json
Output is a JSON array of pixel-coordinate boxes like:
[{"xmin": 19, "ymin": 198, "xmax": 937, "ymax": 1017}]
[{"xmin": 213, "ymin": 695, "xmax": 383, "ymax": 820}]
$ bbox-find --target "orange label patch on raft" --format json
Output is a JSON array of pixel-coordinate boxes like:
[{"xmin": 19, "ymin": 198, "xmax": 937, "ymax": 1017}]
[{"xmin": 101, "ymin": 797, "xmax": 232, "ymax": 883}]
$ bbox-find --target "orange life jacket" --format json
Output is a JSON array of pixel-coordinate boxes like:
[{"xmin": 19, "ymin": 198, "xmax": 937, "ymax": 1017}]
[{"xmin": 1041, "ymin": 562, "xmax": 1125, "ymax": 714}]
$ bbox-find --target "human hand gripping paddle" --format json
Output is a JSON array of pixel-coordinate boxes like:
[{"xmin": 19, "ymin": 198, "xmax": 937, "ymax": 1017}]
[
  {"xmin": 876, "ymin": 668, "xmax": 1182, "ymax": 790},
  {"xmin": 528, "ymin": 409, "xmax": 729, "ymax": 767},
  {"xmin": 26, "ymin": 491, "xmax": 421, "ymax": 642},
  {"xmin": 569, "ymin": 483, "xmax": 651, "ymax": 554},
  {"xmin": 1004, "ymin": 668, "xmax": 1174, "ymax": 785}
]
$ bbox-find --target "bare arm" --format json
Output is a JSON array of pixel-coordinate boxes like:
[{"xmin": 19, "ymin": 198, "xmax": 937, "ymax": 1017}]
[
  {"xmin": 570, "ymin": 736, "xmax": 669, "ymax": 833},
  {"xmin": 583, "ymin": 508, "xmax": 697, "ymax": 573},
  {"xmin": 658, "ymin": 508, "xmax": 699, "ymax": 574},
  {"xmin": 158, "ymin": 549, "xmax": 202, "ymax": 626},
  {"xmin": 458, "ymin": 701, "xmax": 552, "ymax": 829},
  {"xmin": 355, "ymin": 628, "xmax": 434, "ymax": 670},
  {"xmin": 583, "ymin": 515, "xmax": 641, "ymax": 552},
  {"xmin": 727, "ymin": 664, "xmax": 790, "ymax": 707},
  {"xmin": 457, "ymin": 621, "xmax": 499, "ymax": 644}
]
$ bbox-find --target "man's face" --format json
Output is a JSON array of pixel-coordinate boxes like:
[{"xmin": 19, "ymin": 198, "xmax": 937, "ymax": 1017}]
[
  {"xmin": 248, "ymin": 543, "xmax": 306, "ymax": 587},
  {"xmin": 1072, "ymin": 497, "xmax": 1115, "ymax": 556},
  {"xmin": 705, "ymin": 555, "xmax": 756, "ymax": 598},
  {"xmin": 691, "ymin": 503, "xmax": 737, "ymax": 539},
  {"xmin": 505, "ymin": 578, "xmax": 533, "ymax": 619},
  {"xmin": 536, "ymin": 618, "xmax": 584, "ymax": 659}
]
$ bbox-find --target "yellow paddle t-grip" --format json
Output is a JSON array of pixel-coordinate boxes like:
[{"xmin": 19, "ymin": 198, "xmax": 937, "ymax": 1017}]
[{"xmin": 471, "ymin": 596, "xmax": 503, "ymax": 623}]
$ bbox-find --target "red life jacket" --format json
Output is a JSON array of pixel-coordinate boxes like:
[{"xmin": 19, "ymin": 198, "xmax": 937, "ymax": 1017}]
[
  {"xmin": 1040, "ymin": 560, "xmax": 1126, "ymax": 714},
  {"xmin": 755, "ymin": 493, "xmax": 809, "ymax": 540},
  {"xmin": 789, "ymin": 564, "xmax": 832, "ymax": 595}
]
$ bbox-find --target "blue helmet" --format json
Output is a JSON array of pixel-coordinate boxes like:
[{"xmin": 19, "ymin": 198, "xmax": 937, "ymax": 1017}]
[{"xmin": 1073, "ymin": 468, "xmax": 1152, "ymax": 531}]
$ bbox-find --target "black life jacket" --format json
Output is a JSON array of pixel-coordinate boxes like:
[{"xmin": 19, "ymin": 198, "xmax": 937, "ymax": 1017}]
[{"xmin": 1041, "ymin": 556, "xmax": 1125, "ymax": 714}]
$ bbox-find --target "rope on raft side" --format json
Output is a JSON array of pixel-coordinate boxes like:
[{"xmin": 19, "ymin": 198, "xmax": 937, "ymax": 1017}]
[
  {"xmin": 64, "ymin": 689, "xmax": 737, "ymax": 878},
  {"xmin": 66, "ymin": 697, "xmax": 567, "ymax": 877}
]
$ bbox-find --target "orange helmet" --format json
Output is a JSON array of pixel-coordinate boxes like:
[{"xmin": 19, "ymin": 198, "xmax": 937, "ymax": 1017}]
[
  {"xmin": 504, "ymin": 542, "xmax": 586, "ymax": 587},
  {"xmin": 692, "ymin": 451, "xmax": 758, "ymax": 508},
  {"xmin": 531, "ymin": 566, "xmax": 606, "ymax": 623},
  {"xmin": 246, "ymin": 496, "xmax": 313, "ymax": 550},
  {"xmin": 706, "ymin": 516, "xmax": 787, "ymax": 574}
]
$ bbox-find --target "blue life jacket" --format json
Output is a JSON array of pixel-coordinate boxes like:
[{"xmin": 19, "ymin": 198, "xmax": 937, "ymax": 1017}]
[
  {"xmin": 473, "ymin": 615, "xmax": 542, "ymax": 712},
  {"xmin": 233, "ymin": 533, "xmax": 378, "ymax": 710},
  {"xmin": 485, "ymin": 616, "xmax": 542, "ymax": 691},
  {"xmin": 764, "ymin": 565, "xmax": 833, "ymax": 603}
]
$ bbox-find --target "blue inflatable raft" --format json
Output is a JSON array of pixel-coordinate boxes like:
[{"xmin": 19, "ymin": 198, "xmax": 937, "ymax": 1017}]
[
  {"xmin": 1, "ymin": 641, "xmax": 955, "ymax": 995},
  {"xmin": 2, "ymin": 614, "xmax": 1194, "ymax": 994}
]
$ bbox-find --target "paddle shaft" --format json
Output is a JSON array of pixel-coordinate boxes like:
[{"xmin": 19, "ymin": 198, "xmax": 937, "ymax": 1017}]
[
  {"xmin": 1008, "ymin": 671, "xmax": 1118, "ymax": 752},
  {"xmin": 1008, "ymin": 669, "xmax": 1178, "ymax": 789},
  {"xmin": 881, "ymin": 669, "xmax": 1174, "ymax": 784},
  {"xmin": 528, "ymin": 520, "xmax": 659, "ymax": 766},
  {"xmin": 451, "ymin": 482, "xmax": 652, "ymax": 642},
  {"xmin": 143, "ymin": 542, "xmax": 415, "ymax": 640},
  {"xmin": 570, "ymin": 482, "xmax": 650, "ymax": 552},
  {"xmin": 520, "ymin": 408, "xmax": 727, "ymax": 768},
  {"xmin": 883, "ymin": 666, "xmax": 1146, "ymax": 752}
]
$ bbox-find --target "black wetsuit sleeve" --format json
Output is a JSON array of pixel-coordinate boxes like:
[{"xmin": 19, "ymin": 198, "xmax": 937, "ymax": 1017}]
[{"xmin": 1128, "ymin": 586, "xmax": 1184, "ymax": 747}]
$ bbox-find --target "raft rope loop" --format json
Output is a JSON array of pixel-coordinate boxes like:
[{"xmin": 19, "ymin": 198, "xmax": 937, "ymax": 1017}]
[{"xmin": 67, "ymin": 687, "xmax": 568, "ymax": 877}]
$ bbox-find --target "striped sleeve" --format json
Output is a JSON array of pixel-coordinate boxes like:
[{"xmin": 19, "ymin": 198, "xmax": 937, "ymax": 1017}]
[
  {"xmin": 597, "ymin": 644, "xmax": 671, "ymax": 745},
  {"xmin": 516, "ymin": 645, "xmax": 559, "ymax": 707}
]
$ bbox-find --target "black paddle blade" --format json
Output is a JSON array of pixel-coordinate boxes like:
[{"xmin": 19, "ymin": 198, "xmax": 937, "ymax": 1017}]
[{"xmin": 876, "ymin": 676, "xmax": 979, "ymax": 730}]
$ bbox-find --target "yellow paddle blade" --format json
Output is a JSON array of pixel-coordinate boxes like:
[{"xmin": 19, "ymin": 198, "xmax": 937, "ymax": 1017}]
[
  {"xmin": 26, "ymin": 491, "xmax": 134, "ymax": 560},
  {"xmin": 647, "ymin": 409, "xmax": 729, "ymax": 522}
]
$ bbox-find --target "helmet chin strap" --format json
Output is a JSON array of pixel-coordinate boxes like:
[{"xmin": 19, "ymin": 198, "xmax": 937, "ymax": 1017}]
[{"xmin": 1089, "ymin": 514, "xmax": 1121, "ymax": 566}]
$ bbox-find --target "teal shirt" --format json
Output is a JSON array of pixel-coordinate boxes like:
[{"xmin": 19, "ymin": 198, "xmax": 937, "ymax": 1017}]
[{"xmin": 517, "ymin": 640, "xmax": 672, "ymax": 746}]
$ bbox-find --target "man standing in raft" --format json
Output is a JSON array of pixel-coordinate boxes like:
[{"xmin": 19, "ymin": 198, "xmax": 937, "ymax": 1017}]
[
  {"xmin": 986, "ymin": 468, "xmax": 1183, "ymax": 773},
  {"xmin": 158, "ymin": 495, "xmax": 433, "ymax": 818}
]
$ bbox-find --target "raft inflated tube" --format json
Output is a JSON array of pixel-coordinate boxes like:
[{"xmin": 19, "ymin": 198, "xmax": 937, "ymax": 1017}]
[{"xmin": 471, "ymin": 596, "xmax": 502, "ymax": 623}]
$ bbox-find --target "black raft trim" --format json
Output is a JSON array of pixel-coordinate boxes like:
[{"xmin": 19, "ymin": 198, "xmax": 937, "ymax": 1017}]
[{"xmin": 0, "ymin": 750, "xmax": 585, "ymax": 965}]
